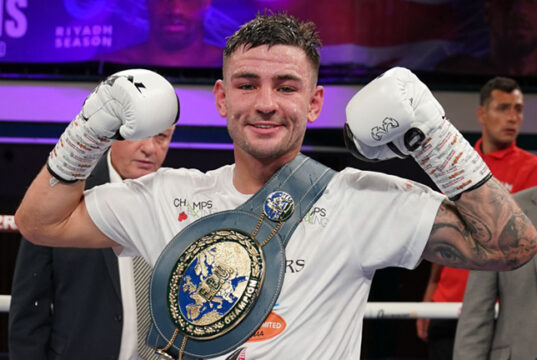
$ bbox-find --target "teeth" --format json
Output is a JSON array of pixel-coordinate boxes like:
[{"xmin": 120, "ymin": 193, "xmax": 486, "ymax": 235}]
[{"xmin": 254, "ymin": 125, "xmax": 273, "ymax": 129}]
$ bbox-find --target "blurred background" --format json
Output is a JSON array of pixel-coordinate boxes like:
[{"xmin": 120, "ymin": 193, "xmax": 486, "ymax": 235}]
[{"xmin": 2, "ymin": 0, "xmax": 537, "ymax": 358}]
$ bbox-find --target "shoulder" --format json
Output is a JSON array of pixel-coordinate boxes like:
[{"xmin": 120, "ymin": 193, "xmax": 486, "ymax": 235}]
[
  {"xmin": 511, "ymin": 147, "xmax": 537, "ymax": 184},
  {"xmin": 99, "ymin": 43, "xmax": 150, "ymax": 64},
  {"xmin": 125, "ymin": 165, "xmax": 233, "ymax": 190},
  {"xmin": 166, "ymin": 164, "xmax": 233, "ymax": 183},
  {"xmin": 333, "ymin": 167, "xmax": 439, "ymax": 196},
  {"xmin": 515, "ymin": 147, "xmax": 537, "ymax": 163},
  {"xmin": 512, "ymin": 185, "xmax": 537, "ymax": 227},
  {"xmin": 512, "ymin": 144, "xmax": 537, "ymax": 156},
  {"xmin": 513, "ymin": 186, "xmax": 537, "ymax": 206},
  {"xmin": 325, "ymin": 168, "xmax": 443, "ymax": 214},
  {"xmin": 100, "ymin": 42, "xmax": 222, "ymax": 67}
]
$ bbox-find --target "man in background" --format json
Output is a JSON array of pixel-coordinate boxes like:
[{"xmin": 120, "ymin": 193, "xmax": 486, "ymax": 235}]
[
  {"xmin": 8, "ymin": 127, "xmax": 174, "ymax": 359},
  {"xmin": 12, "ymin": 13, "xmax": 537, "ymax": 359},
  {"xmin": 102, "ymin": 0, "xmax": 222, "ymax": 67},
  {"xmin": 417, "ymin": 76, "xmax": 537, "ymax": 359},
  {"xmin": 453, "ymin": 185, "xmax": 537, "ymax": 360}
]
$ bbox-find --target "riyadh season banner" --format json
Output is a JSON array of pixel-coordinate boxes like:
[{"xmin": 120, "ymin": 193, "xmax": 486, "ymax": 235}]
[{"xmin": 3, "ymin": 0, "xmax": 523, "ymax": 76}]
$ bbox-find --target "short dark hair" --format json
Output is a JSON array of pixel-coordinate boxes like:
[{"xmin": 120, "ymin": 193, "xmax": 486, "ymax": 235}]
[
  {"xmin": 480, "ymin": 77, "xmax": 521, "ymax": 106},
  {"xmin": 223, "ymin": 12, "xmax": 321, "ymax": 75}
]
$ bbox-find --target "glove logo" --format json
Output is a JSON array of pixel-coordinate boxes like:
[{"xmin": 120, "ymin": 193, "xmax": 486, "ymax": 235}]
[
  {"xmin": 104, "ymin": 75, "xmax": 146, "ymax": 93},
  {"xmin": 370, "ymin": 117, "xmax": 399, "ymax": 141}
]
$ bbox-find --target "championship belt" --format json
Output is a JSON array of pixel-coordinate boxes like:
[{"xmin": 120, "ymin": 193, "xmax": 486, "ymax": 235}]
[{"xmin": 146, "ymin": 154, "xmax": 335, "ymax": 359}]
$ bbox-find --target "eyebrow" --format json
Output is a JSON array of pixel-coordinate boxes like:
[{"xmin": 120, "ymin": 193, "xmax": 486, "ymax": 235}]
[
  {"xmin": 497, "ymin": 102, "xmax": 523, "ymax": 107},
  {"xmin": 230, "ymin": 72, "xmax": 259, "ymax": 81},
  {"xmin": 275, "ymin": 74, "xmax": 302, "ymax": 82},
  {"xmin": 230, "ymin": 72, "xmax": 303, "ymax": 82}
]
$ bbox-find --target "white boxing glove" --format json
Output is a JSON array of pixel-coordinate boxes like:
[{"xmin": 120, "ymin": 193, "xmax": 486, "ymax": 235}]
[
  {"xmin": 47, "ymin": 69, "xmax": 179, "ymax": 183},
  {"xmin": 344, "ymin": 67, "xmax": 491, "ymax": 199},
  {"xmin": 81, "ymin": 68, "xmax": 179, "ymax": 140},
  {"xmin": 344, "ymin": 67, "xmax": 443, "ymax": 161}
]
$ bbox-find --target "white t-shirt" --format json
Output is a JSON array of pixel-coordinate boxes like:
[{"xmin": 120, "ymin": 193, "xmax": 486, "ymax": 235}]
[
  {"xmin": 85, "ymin": 164, "xmax": 444, "ymax": 359},
  {"xmin": 106, "ymin": 153, "xmax": 139, "ymax": 360}
]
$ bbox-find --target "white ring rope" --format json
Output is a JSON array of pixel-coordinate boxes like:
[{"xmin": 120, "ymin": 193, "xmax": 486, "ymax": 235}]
[
  {"xmin": 364, "ymin": 302, "xmax": 462, "ymax": 319},
  {"xmin": 0, "ymin": 297, "xmax": 499, "ymax": 318},
  {"xmin": 0, "ymin": 217, "xmax": 499, "ymax": 318},
  {"xmin": 0, "ymin": 295, "xmax": 10, "ymax": 313}
]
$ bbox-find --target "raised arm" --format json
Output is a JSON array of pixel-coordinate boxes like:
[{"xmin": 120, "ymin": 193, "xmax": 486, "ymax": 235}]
[
  {"xmin": 424, "ymin": 179, "xmax": 535, "ymax": 270},
  {"xmin": 15, "ymin": 167, "xmax": 112, "ymax": 248},
  {"xmin": 344, "ymin": 67, "xmax": 537, "ymax": 271},
  {"xmin": 15, "ymin": 69, "xmax": 179, "ymax": 248}
]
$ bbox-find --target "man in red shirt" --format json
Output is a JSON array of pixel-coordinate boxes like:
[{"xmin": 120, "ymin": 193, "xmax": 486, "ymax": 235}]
[{"xmin": 417, "ymin": 76, "xmax": 537, "ymax": 360}]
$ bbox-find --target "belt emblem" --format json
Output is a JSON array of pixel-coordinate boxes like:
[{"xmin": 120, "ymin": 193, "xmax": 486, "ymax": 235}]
[{"xmin": 168, "ymin": 230, "xmax": 265, "ymax": 339}]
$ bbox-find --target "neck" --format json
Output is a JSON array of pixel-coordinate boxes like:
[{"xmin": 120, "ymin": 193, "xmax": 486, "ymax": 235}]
[
  {"xmin": 232, "ymin": 150, "xmax": 299, "ymax": 194},
  {"xmin": 145, "ymin": 37, "xmax": 219, "ymax": 65},
  {"xmin": 480, "ymin": 138, "xmax": 512, "ymax": 155}
]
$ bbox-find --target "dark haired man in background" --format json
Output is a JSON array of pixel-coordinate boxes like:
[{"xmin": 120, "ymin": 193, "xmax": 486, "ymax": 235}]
[{"xmin": 418, "ymin": 76, "xmax": 537, "ymax": 360}]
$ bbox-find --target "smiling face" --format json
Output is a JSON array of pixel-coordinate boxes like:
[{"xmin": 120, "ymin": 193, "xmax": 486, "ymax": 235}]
[
  {"xmin": 213, "ymin": 44, "xmax": 324, "ymax": 162},
  {"xmin": 478, "ymin": 89, "xmax": 523, "ymax": 154},
  {"xmin": 110, "ymin": 126, "xmax": 174, "ymax": 179}
]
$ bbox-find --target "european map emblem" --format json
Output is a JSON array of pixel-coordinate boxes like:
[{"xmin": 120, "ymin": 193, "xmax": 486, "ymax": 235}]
[
  {"xmin": 263, "ymin": 191, "xmax": 295, "ymax": 222},
  {"xmin": 168, "ymin": 230, "xmax": 265, "ymax": 339}
]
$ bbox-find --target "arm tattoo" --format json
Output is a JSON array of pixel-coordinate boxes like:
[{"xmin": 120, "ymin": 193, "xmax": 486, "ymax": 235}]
[
  {"xmin": 424, "ymin": 201, "xmax": 491, "ymax": 269},
  {"xmin": 423, "ymin": 178, "xmax": 537, "ymax": 270},
  {"xmin": 498, "ymin": 212, "xmax": 536, "ymax": 269}
]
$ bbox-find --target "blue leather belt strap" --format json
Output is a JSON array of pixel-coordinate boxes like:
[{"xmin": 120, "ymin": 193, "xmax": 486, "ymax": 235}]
[
  {"xmin": 147, "ymin": 153, "xmax": 336, "ymax": 359},
  {"xmin": 237, "ymin": 153, "xmax": 336, "ymax": 247}
]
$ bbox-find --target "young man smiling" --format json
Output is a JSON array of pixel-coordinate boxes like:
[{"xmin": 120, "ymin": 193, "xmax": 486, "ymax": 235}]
[{"xmin": 15, "ymin": 13, "xmax": 537, "ymax": 359}]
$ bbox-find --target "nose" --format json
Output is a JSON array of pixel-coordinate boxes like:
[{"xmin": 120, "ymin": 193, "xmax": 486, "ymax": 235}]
[
  {"xmin": 139, "ymin": 137, "xmax": 156, "ymax": 155},
  {"xmin": 169, "ymin": 0, "xmax": 188, "ymax": 13},
  {"xmin": 255, "ymin": 86, "xmax": 277, "ymax": 117},
  {"xmin": 505, "ymin": 109, "xmax": 522, "ymax": 126}
]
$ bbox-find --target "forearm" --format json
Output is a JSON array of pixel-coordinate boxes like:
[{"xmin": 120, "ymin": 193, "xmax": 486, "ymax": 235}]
[
  {"xmin": 422, "ymin": 263, "xmax": 442, "ymax": 301},
  {"xmin": 15, "ymin": 166, "xmax": 86, "ymax": 245},
  {"xmin": 344, "ymin": 67, "xmax": 536, "ymax": 270},
  {"xmin": 15, "ymin": 69, "xmax": 178, "ymax": 248},
  {"xmin": 424, "ymin": 177, "xmax": 537, "ymax": 270},
  {"xmin": 421, "ymin": 283, "xmax": 436, "ymax": 302}
]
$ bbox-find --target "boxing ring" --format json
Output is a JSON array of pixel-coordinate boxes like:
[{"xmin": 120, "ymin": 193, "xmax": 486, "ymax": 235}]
[{"xmin": 0, "ymin": 214, "xmax": 476, "ymax": 319}]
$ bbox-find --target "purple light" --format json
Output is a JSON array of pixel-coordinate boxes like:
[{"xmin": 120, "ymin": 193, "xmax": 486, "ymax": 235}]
[
  {"xmin": 0, "ymin": 83, "xmax": 356, "ymax": 128},
  {"xmin": 0, "ymin": 137, "xmax": 344, "ymax": 153},
  {"xmin": 0, "ymin": 137, "xmax": 235, "ymax": 150},
  {"xmin": 169, "ymin": 142, "xmax": 234, "ymax": 150},
  {"xmin": 0, "ymin": 137, "xmax": 58, "ymax": 144}
]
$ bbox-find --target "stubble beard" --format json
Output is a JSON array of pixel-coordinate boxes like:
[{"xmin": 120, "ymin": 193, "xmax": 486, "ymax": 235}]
[{"xmin": 228, "ymin": 124, "xmax": 302, "ymax": 160}]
